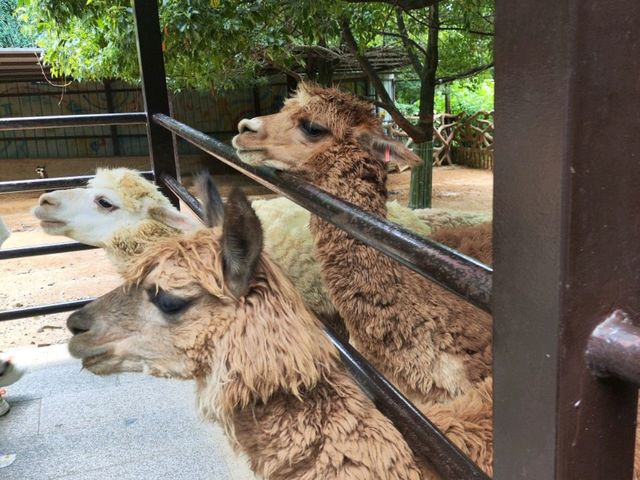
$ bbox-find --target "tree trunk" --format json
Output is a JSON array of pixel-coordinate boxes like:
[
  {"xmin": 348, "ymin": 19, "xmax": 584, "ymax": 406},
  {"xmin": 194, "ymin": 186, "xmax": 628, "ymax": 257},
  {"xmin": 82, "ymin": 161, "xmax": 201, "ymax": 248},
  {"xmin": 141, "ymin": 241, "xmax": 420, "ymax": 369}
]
[
  {"xmin": 408, "ymin": 141, "xmax": 433, "ymax": 209},
  {"xmin": 408, "ymin": 3, "xmax": 439, "ymax": 209}
]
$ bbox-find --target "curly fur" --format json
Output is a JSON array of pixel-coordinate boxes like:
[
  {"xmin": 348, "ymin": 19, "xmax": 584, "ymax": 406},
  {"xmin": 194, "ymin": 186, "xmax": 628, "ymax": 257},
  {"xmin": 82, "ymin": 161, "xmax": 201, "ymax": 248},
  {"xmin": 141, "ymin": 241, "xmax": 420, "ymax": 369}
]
[
  {"xmin": 252, "ymin": 196, "xmax": 437, "ymax": 333},
  {"xmin": 431, "ymin": 222, "xmax": 493, "ymax": 266},
  {"xmin": 88, "ymin": 168, "xmax": 173, "ymax": 213},
  {"xmin": 109, "ymin": 220, "xmax": 181, "ymax": 264}
]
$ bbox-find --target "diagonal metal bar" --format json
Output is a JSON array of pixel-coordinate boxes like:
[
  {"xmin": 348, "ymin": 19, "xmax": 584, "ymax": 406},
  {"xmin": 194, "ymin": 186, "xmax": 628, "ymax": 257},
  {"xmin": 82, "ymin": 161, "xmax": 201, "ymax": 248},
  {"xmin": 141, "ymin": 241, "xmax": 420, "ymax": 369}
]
[{"xmin": 153, "ymin": 113, "xmax": 493, "ymax": 312}]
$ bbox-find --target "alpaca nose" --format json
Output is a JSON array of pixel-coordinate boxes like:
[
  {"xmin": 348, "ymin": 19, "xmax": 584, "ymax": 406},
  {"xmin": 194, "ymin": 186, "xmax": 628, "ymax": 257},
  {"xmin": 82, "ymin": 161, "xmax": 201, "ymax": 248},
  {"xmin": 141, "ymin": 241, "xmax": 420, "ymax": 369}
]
[
  {"xmin": 39, "ymin": 193, "xmax": 58, "ymax": 207},
  {"xmin": 237, "ymin": 118, "xmax": 262, "ymax": 134},
  {"xmin": 67, "ymin": 310, "xmax": 92, "ymax": 335}
]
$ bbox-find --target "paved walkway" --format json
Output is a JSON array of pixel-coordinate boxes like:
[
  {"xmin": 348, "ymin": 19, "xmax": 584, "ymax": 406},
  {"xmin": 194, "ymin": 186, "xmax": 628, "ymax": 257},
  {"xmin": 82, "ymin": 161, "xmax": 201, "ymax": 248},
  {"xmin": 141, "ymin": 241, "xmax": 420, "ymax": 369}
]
[{"xmin": 0, "ymin": 344, "xmax": 256, "ymax": 479}]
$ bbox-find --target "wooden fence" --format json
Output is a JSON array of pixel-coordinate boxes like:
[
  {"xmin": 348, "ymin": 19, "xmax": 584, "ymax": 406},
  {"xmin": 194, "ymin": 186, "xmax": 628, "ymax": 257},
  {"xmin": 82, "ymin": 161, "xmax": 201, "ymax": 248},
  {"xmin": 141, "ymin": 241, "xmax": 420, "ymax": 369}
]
[{"xmin": 385, "ymin": 111, "xmax": 495, "ymax": 170}]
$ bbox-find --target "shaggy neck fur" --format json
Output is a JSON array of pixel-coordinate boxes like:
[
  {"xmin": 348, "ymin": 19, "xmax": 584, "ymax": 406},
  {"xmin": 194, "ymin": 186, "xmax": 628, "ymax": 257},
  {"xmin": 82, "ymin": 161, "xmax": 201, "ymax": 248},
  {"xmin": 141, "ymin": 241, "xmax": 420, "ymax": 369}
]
[
  {"xmin": 308, "ymin": 143, "xmax": 492, "ymax": 403},
  {"xmin": 195, "ymin": 254, "xmax": 339, "ymax": 426},
  {"xmin": 183, "ymin": 243, "xmax": 426, "ymax": 479}
]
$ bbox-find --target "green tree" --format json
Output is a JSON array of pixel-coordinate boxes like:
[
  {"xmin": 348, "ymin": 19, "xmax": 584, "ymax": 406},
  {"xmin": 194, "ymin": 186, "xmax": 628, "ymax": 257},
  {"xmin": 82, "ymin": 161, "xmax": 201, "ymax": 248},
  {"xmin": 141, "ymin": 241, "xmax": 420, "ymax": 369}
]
[
  {"xmin": 0, "ymin": 0, "xmax": 32, "ymax": 47},
  {"xmin": 17, "ymin": 0, "xmax": 348, "ymax": 90}
]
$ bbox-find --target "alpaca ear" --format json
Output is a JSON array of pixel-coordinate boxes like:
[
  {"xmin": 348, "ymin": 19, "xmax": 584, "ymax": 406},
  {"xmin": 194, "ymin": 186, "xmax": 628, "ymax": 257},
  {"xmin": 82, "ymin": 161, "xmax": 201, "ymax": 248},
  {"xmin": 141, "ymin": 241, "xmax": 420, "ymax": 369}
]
[
  {"xmin": 222, "ymin": 188, "xmax": 263, "ymax": 298},
  {"xmin": 357, "ymin": 132, "xmax": 422, "ymax": 167},
  {"xmin": 196, "ymin": 172, "xmax": 224, "ymax": 228},
  {"xmin": 148, "ymin": 206, "xmax": 201, "ymax": 231}
]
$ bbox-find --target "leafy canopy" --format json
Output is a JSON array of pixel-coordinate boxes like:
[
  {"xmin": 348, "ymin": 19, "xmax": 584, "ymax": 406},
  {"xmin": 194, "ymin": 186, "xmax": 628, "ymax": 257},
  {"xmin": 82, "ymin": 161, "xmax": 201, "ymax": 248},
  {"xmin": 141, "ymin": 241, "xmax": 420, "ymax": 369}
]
[
  {"xmin": 17, "ymin": 0, "xmax": 349, "ymax": 90},
  {"xmin": 17, "ymin": 0, "xmax": 492, "ymax": 94},
  {"xmin": 0, "ymin": 0, "xmax": 33, "ymax": 47}
]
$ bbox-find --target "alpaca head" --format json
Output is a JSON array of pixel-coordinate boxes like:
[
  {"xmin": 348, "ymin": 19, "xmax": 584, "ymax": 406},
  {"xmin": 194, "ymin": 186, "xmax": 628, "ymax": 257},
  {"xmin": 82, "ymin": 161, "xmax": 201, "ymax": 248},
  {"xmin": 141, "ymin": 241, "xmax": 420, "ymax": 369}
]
[
  {"xmin": 33, "ymin": 168, "xmax": 198, "ymax": 246},
  {"xmin": 35, "ymin": 165, "xmax": 47, "ymax": 179},
  {"xmin": 232, "ymin": 83, "xmax": 421, "ymax": 177},
  {"xmin": 66, "ymin": 175, "xmax": 265, "ymax": 379}
]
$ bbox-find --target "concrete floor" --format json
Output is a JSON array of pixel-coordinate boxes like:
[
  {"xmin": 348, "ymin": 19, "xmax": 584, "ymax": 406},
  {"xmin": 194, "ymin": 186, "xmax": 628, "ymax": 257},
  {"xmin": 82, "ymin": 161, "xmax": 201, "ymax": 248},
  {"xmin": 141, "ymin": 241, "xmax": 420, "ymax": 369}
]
[{"xmin": 0, "ymin": 344, "xmax": 256, "ymax": 479}]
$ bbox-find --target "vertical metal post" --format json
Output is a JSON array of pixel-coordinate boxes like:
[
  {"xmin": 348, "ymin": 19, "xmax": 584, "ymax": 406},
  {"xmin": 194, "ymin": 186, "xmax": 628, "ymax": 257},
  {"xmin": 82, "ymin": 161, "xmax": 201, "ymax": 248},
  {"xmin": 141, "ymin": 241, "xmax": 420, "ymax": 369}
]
[
  {"xmin": 494, "ymin": 1, "xmax": 640, "ymax": 478},
  {"xmin": 131, "ymin": 0, "xmax": 179, "ymax": 206}
]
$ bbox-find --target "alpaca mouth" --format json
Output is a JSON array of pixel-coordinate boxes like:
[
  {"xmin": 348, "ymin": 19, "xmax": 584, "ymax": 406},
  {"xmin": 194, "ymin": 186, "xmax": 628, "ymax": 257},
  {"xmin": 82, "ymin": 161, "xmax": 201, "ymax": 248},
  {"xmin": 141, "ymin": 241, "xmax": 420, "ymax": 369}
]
[
  {"xmin": 234, "ymin": 149, "xmax": 268, "ymax": 166},
  {"xmin": 40, "ymin": 220, "xmax": 67, "ymax": 228},
  {"xmin": 33, "ymin": 208, "xmax": 67, "ymax": 228},
  {"xmin": 81, "ymin": 353, "xmax": 107, "ymax": 368}
]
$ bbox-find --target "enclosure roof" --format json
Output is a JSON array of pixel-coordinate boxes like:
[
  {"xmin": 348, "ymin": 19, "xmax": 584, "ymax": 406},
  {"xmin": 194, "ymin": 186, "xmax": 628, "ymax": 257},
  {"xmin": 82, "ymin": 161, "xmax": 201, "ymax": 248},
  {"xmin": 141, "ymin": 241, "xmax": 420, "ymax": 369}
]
[
  {"xmin": 266, "ymin": 46, "xmax": 411, "ymax": 79},
  {"xmin": 0, "ymin": 45, "xmax": 409, "ymax": 85},
  {"xmin": 0, "ymin": 48, "xmax": 53, "ymax": 83}
]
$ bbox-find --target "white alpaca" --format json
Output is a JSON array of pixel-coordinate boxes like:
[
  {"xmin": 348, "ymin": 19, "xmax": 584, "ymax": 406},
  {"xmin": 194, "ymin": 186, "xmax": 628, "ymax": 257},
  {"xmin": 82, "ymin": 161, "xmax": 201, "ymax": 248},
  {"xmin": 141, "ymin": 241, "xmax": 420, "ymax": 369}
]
[{"xmin": 33, "ymin": 168, "xmax": 489, "ymax": 325}]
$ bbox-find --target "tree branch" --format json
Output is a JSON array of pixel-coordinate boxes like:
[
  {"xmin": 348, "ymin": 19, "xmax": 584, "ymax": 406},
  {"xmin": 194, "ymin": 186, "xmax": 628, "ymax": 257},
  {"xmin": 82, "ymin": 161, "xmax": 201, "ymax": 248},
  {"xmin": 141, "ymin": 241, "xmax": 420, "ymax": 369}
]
[
  {"xmin": 340, "ymin": 17, "xmax": 424, "ymax": 141},
  {"xmin": 436, "ymin": 62, "xmax": 494, "ymax": 84},
  {"xmin": 438, "ymin": 26, "xmax": 494, "ymax": 36},
  {"xmin": 344, "ymin": 0, "xmax": 441, "ymax": 10},
  {"xmin": 394, "ymin": 10, "xmax": 423, "ymax": 76},
  {"xmin": 378, "ymin": 31, "xmax": 428, "ymax": 57}
]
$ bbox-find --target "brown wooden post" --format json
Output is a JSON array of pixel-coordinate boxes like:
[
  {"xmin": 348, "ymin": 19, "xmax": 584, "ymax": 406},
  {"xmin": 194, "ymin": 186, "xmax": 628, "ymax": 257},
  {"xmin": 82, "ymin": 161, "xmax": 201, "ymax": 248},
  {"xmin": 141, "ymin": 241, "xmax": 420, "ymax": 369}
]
[
  {"xmin": 131, "ymin": 0, "xmax": 179, "ymax": 206},
  {"xmin": 493, "ymin": 0, "xmax": 640, "ymax": 478}
]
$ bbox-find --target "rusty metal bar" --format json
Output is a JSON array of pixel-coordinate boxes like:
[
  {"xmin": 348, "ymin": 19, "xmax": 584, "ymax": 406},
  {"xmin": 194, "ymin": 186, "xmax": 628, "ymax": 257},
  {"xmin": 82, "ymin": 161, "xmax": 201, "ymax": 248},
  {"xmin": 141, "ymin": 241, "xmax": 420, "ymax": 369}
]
[
  {"xmin": 153, "ymin": 113, "xmax": 493, "ymax": 312},
  {"xmin": 159, "ymin": 174, "xmax": 204, "ymax": 219},
  {"xmin": 0, "ymin": 171, "xmax": 153, "ymax": 194},
  {"xmin": 586, "ymin": 310, "xmax": 640, "ymax": 388},
  {"xmin": 157, "ymin": 172, "xmax": 489, "ymax": 479},
  {"xmin": 493, "ymin": 0, "xmax": 640, "ymax": 478},
  {"xmin": 0, "ymin": 242, "xmax": 96, "ymax": 260},
  {"xmin": 324, "ymin": 326, "xmax": 489, "ymax": 479},
  {"xmin": 0, "ymin": 112, "xmax": 146, "ymax": 131}
]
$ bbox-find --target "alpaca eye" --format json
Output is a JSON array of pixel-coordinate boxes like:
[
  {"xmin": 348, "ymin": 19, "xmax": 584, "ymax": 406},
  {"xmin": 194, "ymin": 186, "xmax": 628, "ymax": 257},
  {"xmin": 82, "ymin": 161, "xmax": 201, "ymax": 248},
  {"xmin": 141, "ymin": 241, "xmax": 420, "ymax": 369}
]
[
  {"xmin": 299, "ymin": 120, "xmax": 328, "ymax": 139},
  {"xmin": 150, "ymin": 290, "xmax": 191, "ymax": 315},
  {"xmin": 96, "ymin": 197, "xmax": 118, "ymax": 211}
]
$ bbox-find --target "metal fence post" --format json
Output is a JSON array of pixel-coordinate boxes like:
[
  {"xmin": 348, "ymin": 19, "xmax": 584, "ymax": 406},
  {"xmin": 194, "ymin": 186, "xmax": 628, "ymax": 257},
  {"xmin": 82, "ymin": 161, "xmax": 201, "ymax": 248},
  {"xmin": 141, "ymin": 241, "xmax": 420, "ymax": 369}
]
[
  {"xmin": 494, "ymin": 0, "xmax": 640, "ymax": 478},
  {"xmin": 131, "ymin": 0, "xmax": 179, "ymax": 206}
]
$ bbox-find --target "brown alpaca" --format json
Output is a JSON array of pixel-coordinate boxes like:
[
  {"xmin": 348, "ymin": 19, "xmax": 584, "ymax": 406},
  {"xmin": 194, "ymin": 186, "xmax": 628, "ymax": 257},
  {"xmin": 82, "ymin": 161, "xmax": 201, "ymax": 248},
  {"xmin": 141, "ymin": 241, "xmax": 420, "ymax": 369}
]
[
  {"xmin": 233, "ymin": 84, "xmax": 492, "ymax": 402},
  {"xmin": 233, "ymin": 83, "xmax": 494, "ymax": 473},
  {"xmin": 66, "ymin": 177, "xmax": 434, "ymax": 479}
]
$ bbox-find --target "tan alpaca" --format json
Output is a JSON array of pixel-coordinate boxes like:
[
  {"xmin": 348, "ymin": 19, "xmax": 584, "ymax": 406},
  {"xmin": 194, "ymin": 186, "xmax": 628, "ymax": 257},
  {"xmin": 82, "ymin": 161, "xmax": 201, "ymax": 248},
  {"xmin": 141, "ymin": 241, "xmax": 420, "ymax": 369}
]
[{"xmin": 66, "ymin": 176, "xmax": 439, "ymax": 479}]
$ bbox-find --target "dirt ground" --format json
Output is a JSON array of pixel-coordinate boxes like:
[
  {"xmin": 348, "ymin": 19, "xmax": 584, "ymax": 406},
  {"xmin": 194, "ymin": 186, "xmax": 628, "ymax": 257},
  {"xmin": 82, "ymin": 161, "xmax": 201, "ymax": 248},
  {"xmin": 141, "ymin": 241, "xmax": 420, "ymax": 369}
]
[{"xmin": 0, "ymin": 165, "xmax": 492, "ymax": 350}]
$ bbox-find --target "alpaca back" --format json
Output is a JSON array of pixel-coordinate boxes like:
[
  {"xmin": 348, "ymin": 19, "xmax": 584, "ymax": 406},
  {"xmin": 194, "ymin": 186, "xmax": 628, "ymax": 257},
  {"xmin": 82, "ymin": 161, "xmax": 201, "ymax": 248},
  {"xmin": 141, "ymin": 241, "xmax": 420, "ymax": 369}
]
[
  {"xmin": 231, "ymin": 368, "xmax": 430, "ymax": 480},
  {"xmin": 431, "ymin": 222, "xmax": 493, "ymax": 266}
]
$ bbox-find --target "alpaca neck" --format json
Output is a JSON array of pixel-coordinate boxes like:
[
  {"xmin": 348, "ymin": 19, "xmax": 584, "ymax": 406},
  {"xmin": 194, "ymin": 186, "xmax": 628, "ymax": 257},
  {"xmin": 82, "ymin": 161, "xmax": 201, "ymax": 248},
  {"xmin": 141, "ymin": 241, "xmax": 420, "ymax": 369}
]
[
  {"xmin": 310, "ymin": 143, "xmax": 389, "ymax": 215},
  {"xmin": 196, "ymin": 256, "xmax": 338, "ymax": 431},
  {"xmin": 309, "ymin": 145, "xmax": 408, "ymax": 320}
]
